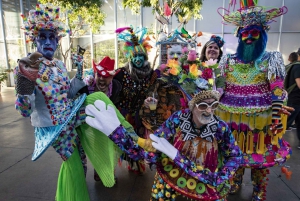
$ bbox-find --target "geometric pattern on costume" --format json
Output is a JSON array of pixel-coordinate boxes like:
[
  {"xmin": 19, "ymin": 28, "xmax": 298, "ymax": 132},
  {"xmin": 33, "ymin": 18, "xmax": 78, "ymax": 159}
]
[
  {"xmin": 34, "ymin": 93, "xmax": 86, "ymax": 161},
  {"xmin": 179, "ymin": 112, "xmax": 218, "ymax": 142},
  {"xmin": 216, "ymin": 52, "xmax": 291, "ymax": 169}
]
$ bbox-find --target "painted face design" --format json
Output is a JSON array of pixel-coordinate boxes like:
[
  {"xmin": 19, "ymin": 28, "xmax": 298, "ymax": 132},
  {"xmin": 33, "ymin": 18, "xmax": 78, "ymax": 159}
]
[
  {"xmin": 95, "ymin": 73, "xmax": 113, "ymax": 92},
  {"xmin": 131, "ymin": 54, "xmax": 145, "ymax": 68},
  {"xmin": 241, "ymin": 28, "xmax": 260, "ymax": 44},
  {"xmin": 194, "ymin": 99, "xmax": 218, "ymax": 125},
  {"xmin": 168, "ymin": 45, "xmax": 183, "ymax": 60},
  {"xmin": 36, "ymin": 29, "xmax": 58, "ymax": 59},
  {"xmin": 205, "ymin": 43, "xmax": 220, "ymax": 60}
]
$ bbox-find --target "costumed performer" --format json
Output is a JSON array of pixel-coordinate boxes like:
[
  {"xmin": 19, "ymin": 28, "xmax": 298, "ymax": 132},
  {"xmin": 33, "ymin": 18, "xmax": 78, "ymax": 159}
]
[
  {"xmin": 14, "ymin": 4, "xmax": 89, "ymax": 201},
  {"xmin": 113, "ymin": 25, "xmax": 158, "ymax": 174},
  {"xmin": 217, "ymin": 1, "xmax": 294, "ymax": 200},
  {"xmin": 84, "ymin": 54, "xmax": 243, "ymax": 200},
  {"xmin": 78, "ymin": 56, "xmax": 122, "ymax": 185},
  {"xmin": 141, "ymin": 30, "xmax": 207, "ymax": 133}
]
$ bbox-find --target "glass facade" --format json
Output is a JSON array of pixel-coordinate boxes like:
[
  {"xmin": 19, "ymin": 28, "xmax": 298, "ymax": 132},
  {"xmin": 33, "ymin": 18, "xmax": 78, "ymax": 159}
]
[{"xmin": 1, "ymin": 0, "xmax": 300, "ymax": 86}]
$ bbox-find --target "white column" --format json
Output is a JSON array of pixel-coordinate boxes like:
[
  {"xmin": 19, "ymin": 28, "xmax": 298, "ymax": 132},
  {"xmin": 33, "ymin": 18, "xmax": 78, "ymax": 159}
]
[
  {"xmin": 20, "ymin": 0, "xmax": 27, "ymax": 56},
  {"xmin": 114, "ymin": 0, "xmax": 118, "ymax": 68}
]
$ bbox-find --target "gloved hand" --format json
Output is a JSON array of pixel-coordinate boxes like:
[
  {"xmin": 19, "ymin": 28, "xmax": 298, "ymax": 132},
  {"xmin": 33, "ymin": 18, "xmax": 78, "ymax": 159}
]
[
  {"xmin": 150, "ymin": 134, "xmax": 178, "ymax": 160},
  {"xmin": 15, "ymin": 52, "xmax": 42, "ymax": 95},
  {"xmin": 85, "ymin": 100, "xmax": 121, "ymax": 136}
]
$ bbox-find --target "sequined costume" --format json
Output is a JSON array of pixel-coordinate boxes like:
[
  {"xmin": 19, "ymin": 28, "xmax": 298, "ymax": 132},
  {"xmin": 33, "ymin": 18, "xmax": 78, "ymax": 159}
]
[
  {"xmin": 216, "ymin": 2, "xmax": 292, "ymax": 200},
  {"xmin": 113, "ymin": 62, "xmax": 159, "ymax": 173},
  {"xmin": 107, "ymin": 109, "xmax": 242, "ymax": 200},
  {"xmin": 216, "ymin": 51, "xmax": 291, "ymax": 199},
  {"xmin": 14, "ymin": 4, "xmax": 89, "ymax": 201}
]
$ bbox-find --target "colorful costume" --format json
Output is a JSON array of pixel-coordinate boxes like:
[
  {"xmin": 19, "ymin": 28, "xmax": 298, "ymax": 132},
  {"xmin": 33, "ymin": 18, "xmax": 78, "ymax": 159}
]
[
  {"xmin": 15, "ymin": 4, "xmax": 89, "ymax": 201},
  {"xmin": 217, "ymin": 2, "xmax": 292, "ymax": 200},
  {"xmin": 140, "ymin": 30, "xmax": 205, "ymax": 133},
  {"xmin": 114, "ymin": 26, "xmax": 159, "ymax": 173},
  {"xmin": 84, "ymin": 46, "xmax": 242, "ymax": 200},
  {"xmin": 78, "ymin": 56, "xmax": 122, "ymax": 186}
]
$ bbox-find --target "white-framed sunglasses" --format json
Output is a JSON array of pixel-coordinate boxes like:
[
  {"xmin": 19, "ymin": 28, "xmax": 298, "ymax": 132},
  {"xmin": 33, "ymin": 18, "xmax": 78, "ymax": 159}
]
[{"xmin": 195, "ymin": 101, "xmax": 219, "ymax": 111}]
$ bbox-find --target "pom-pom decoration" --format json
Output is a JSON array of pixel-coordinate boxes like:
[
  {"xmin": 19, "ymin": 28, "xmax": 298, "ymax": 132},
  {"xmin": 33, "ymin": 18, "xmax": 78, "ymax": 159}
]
[{"xmin": 21, "ymin": 3, "xmax": 69, "ymax": 42}]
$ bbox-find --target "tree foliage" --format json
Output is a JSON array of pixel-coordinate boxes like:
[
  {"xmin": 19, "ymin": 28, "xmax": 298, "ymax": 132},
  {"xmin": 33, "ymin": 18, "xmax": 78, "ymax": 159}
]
[
  {"xmin": 39, "ymin": 0, "xmax": 106, "ymax": 64},
  {"xmin": 39, "ymin": 0, "xmax": 106, "ymax": 34},
  {"xmin": 122, "ymin": 0, "xmax": 203, "ymax": 19}
]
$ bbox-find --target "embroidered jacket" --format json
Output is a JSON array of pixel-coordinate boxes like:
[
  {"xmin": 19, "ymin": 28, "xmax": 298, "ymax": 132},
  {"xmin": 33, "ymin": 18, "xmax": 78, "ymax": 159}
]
[
  {"xmin": 15, "ymin": 58, "xmax": 85, "ymax": 127},
  {"xmin": 109, "ymin": 109, "xmax": 242, "ymax": 187}
]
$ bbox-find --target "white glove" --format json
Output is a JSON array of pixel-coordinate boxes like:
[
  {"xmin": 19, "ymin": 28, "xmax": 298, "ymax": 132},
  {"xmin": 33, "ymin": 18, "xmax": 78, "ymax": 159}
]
[
  {"xmin": 85, "ymin": 100, "xmax": 120, "ymax": 136},
  {"xmin": 150, "ymin": 134, "xmax": 178, "ymax": 160}
]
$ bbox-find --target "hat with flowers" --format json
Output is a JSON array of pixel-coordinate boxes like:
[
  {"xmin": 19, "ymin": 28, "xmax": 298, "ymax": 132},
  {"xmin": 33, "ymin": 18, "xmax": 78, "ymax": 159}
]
[{"xmin": 159, "ymin": 47, "xmax": 225, "ymax": 109}]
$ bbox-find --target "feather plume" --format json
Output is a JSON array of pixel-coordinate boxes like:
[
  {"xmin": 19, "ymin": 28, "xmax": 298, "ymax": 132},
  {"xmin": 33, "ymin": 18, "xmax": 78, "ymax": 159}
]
[{"xmin": 115, "ymin": 27, "xmax": 132, "ymax": 34}]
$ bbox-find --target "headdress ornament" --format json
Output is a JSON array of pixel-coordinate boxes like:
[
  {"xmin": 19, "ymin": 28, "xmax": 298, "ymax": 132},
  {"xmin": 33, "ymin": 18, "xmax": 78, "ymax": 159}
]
[
  {"xmin": 218, "ymin": 0, "xmax": 288, "ymax": 32},
  {"xmin": 115, "ymin": 26, "xmax": 152, "ymax": 60},
  {"xmin": 93, "ymin": 56, "xmax": 116, "ymax": 78},
  {"xmin": 206, "ymin": 35, "xmax": 225, "ymax": 48},
  {"xmin": 21, "ymin": 4, "xmax": 70, "ymax": 42},
  {"xmin": 159, "ymin": 47, "xmax": 224, "ymax": 108}
]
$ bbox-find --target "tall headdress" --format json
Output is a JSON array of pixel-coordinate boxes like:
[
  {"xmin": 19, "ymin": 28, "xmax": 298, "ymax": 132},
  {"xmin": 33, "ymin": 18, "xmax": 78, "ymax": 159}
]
[
  {"xmin": 21, "ymin": 4, "xmax": 70, "ymax": 42},
  {"xmin": 159, "ymin": 48, "xmax": 224, "ymax": 109},
  {"xmin": 218, "ymin": 0, "xmax": 288, "ymax": 33},
  {"xmin": 115, "ymin": 26, "xmax": 152, "ymax": 60}
]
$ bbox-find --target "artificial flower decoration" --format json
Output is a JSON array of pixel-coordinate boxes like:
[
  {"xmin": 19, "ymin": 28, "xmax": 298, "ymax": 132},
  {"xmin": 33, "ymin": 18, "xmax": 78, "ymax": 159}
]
[
  {"xmin": 202, "ymin": 68, "xmax": 213, "ymax": 80},
  {"xmin": 189, "ymin": 64, "xmax": 202, "ymax": 78},
  {"xmin": 182, "ymin": 47, "xmax": 189, "ymax": 54},
  {"xmin": 203, "ymin": 59, "xmax": 218, "ymax": 68},
  {"xmin": 195, "ymin": 78, "xmax": 209, "ymax": 90},
  {"xmin": 167, "ymin": 59, "xmax": 181, "ymax": 75}
]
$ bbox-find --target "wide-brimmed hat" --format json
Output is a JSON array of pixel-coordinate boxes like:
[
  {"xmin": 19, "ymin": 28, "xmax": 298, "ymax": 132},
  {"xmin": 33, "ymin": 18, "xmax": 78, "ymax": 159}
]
[{"xmin": 93, "ymin": 56, "xmax": 116, "ymax": 78}]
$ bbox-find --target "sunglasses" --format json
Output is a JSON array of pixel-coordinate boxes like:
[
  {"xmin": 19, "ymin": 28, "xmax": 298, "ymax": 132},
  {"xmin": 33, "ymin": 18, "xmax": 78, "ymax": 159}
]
[
  {"xmin": 241, "ymin": 29, "xmax": 260, "ymax": 38},
  {"xmin": 195, "ymin": 101, "xmax": 219, "ymax": 111}
]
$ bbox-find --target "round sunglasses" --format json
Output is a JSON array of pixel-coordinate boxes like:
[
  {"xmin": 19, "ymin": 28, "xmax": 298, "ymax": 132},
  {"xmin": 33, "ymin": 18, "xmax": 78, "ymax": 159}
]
[{"xmin": 195, "ymin": 101, "xmax": 219, "ymax": 111}]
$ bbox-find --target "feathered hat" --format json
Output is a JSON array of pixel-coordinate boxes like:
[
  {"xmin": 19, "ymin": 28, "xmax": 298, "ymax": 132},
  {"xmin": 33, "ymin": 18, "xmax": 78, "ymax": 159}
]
[
  {"xmin": 93, "ymin": 56, "xmax": 116, "ymax": 78},
  {"xmin": 21, "ymin": 3, "xmax": 70, "ymax": 42},
  {"xmin": 115, "ymin": 26, "xmax": 152, "ymax": 60},
  {"xmin": 218, "ymin": 0, "xmax": 288, "ymax": 33}
]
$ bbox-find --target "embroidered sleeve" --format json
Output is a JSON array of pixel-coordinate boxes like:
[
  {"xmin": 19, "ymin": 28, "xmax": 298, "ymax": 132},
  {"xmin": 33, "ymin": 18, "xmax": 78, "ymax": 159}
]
[
  {"xmin": 267, "ymin": 51, "xmax": 285, "ymax": 82},
  {"xmin": 171, "ymin": 121, "xmax": 242, "ymax": 187},
  {"xmin": 108, "ymin": 111, "xmax": 179, "ymax": 162},
  {"xmin": 109, "ymin": 126, "xmax": 158, "ymax": 162},
  {"xmin": 15, "ymin": 94, "xmax": 35, "ymax": 117}
]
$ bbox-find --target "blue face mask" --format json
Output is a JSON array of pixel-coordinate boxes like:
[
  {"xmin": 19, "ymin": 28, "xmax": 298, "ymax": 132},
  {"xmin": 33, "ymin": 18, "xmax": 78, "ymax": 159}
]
[
  {"xmin": 131, "ymin": 54, "xmax": 145, "ymax": 68},
  {"xmin": 35, "ymin": 29, "xmax": 58, "ymax": 60}
]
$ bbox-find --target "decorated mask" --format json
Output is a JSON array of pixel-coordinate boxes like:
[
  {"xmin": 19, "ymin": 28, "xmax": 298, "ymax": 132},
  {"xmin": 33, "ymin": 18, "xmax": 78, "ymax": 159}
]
[
  {"xmin": 131, "ymin": 54, "xmax": 145, "ymax": 68},
  {"xmin": 167, "ymin": 44, "xmax": 183, "ymax": 60}
]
